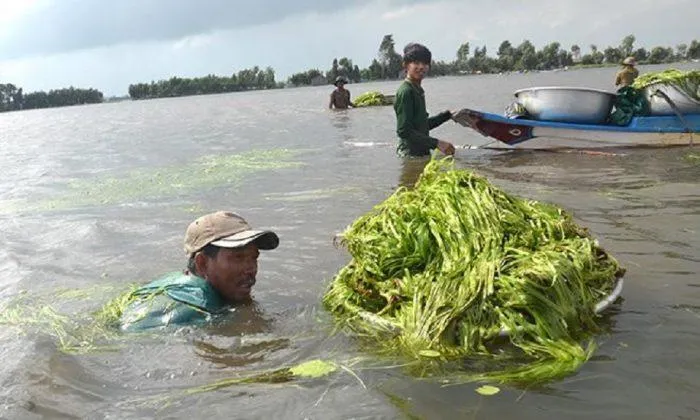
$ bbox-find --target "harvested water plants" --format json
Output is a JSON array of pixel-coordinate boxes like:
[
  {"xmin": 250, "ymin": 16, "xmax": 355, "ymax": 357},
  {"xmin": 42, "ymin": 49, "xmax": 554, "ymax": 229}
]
[
  {"xmin": 0, "ymin": 157, "xmax": 625, "ymax": 391},
  {"xmin": 324, "ymin": 157, "xmax": 624, "ymax": 384}
]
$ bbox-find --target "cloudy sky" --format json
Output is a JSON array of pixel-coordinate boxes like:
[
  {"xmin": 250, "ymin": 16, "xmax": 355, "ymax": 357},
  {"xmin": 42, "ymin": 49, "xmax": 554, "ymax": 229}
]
[{"xmin": 0, "ymin": 0, "xmax": 697, "ymax": 95}]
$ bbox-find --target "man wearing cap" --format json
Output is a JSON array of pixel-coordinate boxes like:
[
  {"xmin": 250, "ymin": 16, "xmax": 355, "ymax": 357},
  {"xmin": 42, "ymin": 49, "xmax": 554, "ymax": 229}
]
[
  {"xmin": 615, "ymin": 57, "xmax": 639, "ymax": 88},
  {"xmin": 329, "ymin": 76, "xmax": 354, "ymax": 109},
  {"xmin": 119, "ymin": 211, "xmax": 279, "ymax": 331}
]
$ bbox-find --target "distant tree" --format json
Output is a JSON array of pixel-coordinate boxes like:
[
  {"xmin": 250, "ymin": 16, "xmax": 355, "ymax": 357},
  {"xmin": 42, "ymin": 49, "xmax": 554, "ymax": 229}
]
[
  {"xmin": 496, "ymin": 40, "xmax": 515, "ymax": 71},
  {"xmin": 580, "ymin": 54, "xmax": 595, "ymax": 65},
  {"xmin": 352, "ymin": 65, "xmax": 361, "ymax": 82},
  {"xmin": 633, "ymin": 47, "xmax": 649, "ymax": 62},
  {"xmin": 688, "ymin": 40, "xmax": 700, "ymax": 59},
  {"xmin": 456, "ymin": 42, "xmax": 470, "ymax": 71},
  {"xmin": 368, "ymin": 58, "xmax": 383, "ymax": 80},
  {"xmin": 378, "ymin": 34, "xmax": 402, "ymax": 79},
  {"xmin": 516, "ymin": 40, "xmax": 538, "ymax": 70},
  {"xmin": 619, "ymin": 34, "xmax": 635, "ymax": 57},
  {"xmin": 588, "ymin": 44, "xmax": 604, "ymax": 64},
  {"xmin": 676, "ymin": 43, "xmax": 688, "ymax": 60},
  {"xmin": 22, "ymin": 91, "xmax": 49, "ymax": 109},
  {"xmin": 604, "ymin": 46, "xmax": 623, "ymax": 64},
  {"xmin": 430, "ymin": 60, "xmax": 455, "ymax": 76},
  {"xmin": 648, "ymin": 46, "xmax": 674, "ymax": 64},
  {"xmin": 288, "ymin": 69, "xmax": 324, "ymax": 86},
  {"xmin": 467, "ymin": 46, "xmax": 496, "ymax": 73},
  {"xmin": 327, "ymin": 58, "xmax": 339, "ymax": 82},
  {"xmin": 337, "ymin": 57, "xmax": 354, "ymax": 81},
  {"xmin": 261, "ymin": 67, "xmax": 277, "ymax": 89},
  {"xmin": 0, "ymin": 83, "xmax": 18, "ymax": 111},
  {"xmin": 571, "ymin": 44, "xmax": 582, "ymax": 62},
  {"xmin": 538, "ymin": 42, "xmax": 562, "ymax": 69}
]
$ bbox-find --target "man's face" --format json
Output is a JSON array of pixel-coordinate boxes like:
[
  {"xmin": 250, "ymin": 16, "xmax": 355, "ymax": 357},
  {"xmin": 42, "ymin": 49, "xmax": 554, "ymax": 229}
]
[
  {"xmin": 201, "ymin": 244, "xmax": 260, "ymax": 303},
  {"xmin": 405, "ymin": 61, "xmax": 430, "ymax": 82}
]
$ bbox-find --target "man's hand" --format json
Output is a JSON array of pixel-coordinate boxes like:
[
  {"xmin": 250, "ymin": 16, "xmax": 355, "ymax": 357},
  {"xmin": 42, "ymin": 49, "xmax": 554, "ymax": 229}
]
[{"xmin": 437, "ymin": 140, "xmax": 456, "ymax": 155}]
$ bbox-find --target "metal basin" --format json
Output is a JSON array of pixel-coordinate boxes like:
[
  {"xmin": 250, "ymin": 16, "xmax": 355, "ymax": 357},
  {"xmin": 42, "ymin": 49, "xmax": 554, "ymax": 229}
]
[
  {"xmin": 644, "ymin": 84, "xmax": 700, "ymax": 115},
  {"xmin": 514, "ymin": 87, "xmax": 617, "ymax": 124}
]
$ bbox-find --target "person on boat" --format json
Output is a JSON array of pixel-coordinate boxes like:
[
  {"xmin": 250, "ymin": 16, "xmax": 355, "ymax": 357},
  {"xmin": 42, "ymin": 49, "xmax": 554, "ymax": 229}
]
[
  {"xmin": 119, "ymin": 211, "xmax": 279, "ymax": 331},
  {"xmin": 329, "ymin": 76, "xmax": 354, "ymax": 109},
  {"xmin": 615, "ymin": 57, "xmax": 639, "ymax": 88},
  {"xmin": 394, "ymin": 43, "xmax": 455, "ymax": 156}
]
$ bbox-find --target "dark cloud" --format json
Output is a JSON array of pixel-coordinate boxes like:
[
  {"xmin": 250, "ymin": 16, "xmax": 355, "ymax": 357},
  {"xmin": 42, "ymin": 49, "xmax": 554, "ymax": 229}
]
[{"xmin": 0, "ymin": 0, "xmax": 428, "ymax": 60}]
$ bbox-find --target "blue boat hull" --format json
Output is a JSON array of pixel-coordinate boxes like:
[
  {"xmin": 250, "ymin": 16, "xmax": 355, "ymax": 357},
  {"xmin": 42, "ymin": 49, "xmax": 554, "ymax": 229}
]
[{"xmin": 453, "ymin": 108, "xmax": 699, "ymax": 149}]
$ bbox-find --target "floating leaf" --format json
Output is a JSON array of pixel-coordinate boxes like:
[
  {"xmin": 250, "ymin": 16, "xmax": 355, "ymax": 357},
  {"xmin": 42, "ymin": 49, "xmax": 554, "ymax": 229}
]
[
  {"xmin": 289, "ymin": 359, "xmax": 337, "ymax": 378},
  {"xmin": 475, "ymin": 385, "xmax": 500, "ymax": 396}
]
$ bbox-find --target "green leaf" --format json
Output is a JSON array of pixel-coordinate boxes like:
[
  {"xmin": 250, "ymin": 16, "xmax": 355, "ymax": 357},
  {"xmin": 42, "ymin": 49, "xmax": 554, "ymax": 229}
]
[
  {"xmin": 289, "ymin": 359, "xmax": 337, "ymax": 378},
  {"xmin": 418, "ymin": 350, "xmax": 442, "ymax": 358},
  {"xmin": 475, "ymin": 385, "xmax": 500, "ymax": 396}
]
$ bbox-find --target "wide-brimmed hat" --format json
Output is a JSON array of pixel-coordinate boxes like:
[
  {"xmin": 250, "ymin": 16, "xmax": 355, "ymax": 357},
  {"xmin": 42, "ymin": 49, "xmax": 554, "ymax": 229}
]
[
  {"xmin": 184, "ymin": 211, "xmax": 279, "ymax": 256},
  {"xmin": 334, "ymin": 76, "xmax": 348, "ymax": 86},
  {"xmin": 622, "ymin": 56, "xmax": 637, "ymax": 66}
]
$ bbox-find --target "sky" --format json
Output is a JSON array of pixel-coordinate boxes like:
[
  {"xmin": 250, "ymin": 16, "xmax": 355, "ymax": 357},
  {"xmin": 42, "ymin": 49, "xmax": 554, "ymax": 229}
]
[{"xmin": 0, "ymin": 0, "xmax": 697, "ymax": 96}]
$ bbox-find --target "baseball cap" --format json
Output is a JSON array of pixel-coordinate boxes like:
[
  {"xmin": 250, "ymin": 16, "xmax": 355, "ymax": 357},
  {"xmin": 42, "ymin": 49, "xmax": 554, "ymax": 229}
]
[{"xmin": 184, "ymin": 211, "xmax": 279, "ymax": 256}]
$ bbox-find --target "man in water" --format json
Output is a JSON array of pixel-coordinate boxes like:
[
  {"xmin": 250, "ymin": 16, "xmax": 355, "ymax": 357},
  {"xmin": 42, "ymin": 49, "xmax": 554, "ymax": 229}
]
[
  {"xmin": 615, "ymin": 56, "xmax": 639, "ymax": 88},
  {"xmin": 329, "ymin": 76, "xmax": 354, "ymax": 109},
  {"xmin": 120, "ymin": 211, "xmax": 279, "ymax": 331},
  {"xmin": 393, "ymin": 43, "xmax": 455, "ymax": 156}
]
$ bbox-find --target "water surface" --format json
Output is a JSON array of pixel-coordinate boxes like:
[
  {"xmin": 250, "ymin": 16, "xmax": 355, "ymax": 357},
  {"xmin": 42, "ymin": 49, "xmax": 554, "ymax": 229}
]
[{"xmin": 0, "ymin": 63, "xmax": 698, "ymax": 419}]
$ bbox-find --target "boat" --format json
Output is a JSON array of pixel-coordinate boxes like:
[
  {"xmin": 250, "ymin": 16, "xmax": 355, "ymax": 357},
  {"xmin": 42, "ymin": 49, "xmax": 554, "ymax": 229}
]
[
  {"xmin": 453, "ymin": 109, "xmax": 699, "ymax": 149},
  {"xmin": 453, "ymin": 86, "xmax": 699, "ymax": 149}
]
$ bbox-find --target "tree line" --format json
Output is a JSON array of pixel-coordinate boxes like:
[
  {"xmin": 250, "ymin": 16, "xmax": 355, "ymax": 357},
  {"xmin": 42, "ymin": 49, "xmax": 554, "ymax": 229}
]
[
  {"xmin": 2, "ymin": 34, "xmax": 698, "ymax": 111},
  {"xmin": 290, "ymin": 34, "xmax": 700, "ymax": 84},
  {"xmin": 128, "ymin": 66, "xmax": 279, "ymax": 99},
  {"xmin": 132, "ymin": 33, "xmax": 698, "ymax": 100},
  {"xmin": 0, "ymin": 84, "xmax": 103, "ymax": 113}
]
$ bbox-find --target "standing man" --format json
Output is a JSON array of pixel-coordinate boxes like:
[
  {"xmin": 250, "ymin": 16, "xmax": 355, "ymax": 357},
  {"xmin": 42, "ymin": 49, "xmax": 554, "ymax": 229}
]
[
  {"xmin": 119, "ymin": 211, "xmax": 279, "ymax": 331},
  {"xmin": 615, "ymin": 57, "xmax": 639, "ymax": 88},
  {"xmin": 329, "ymin": 76, "xmax": 354, "ymax": 109},
  {"xmin": 393, "ymin": 43, "xmax": 455, "ymax": 156}
]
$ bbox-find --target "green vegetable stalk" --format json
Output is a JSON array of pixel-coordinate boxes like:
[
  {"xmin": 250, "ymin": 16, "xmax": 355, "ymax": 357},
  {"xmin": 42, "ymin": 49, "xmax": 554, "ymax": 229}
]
[
  {"xmin": 353, "ymin": 91, "xmax": 393, "ymax": 107},
  {"xmin": 324, "ymin": 157, "xmax": 624, "ymax": 385},
  {"xmin": 633, "ymin": 69, "xmax": 700, "ymax": 101}
]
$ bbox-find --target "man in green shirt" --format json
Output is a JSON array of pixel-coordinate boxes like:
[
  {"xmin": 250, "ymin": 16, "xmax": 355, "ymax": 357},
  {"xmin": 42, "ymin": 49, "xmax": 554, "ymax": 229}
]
[
  {"xmin": 120, "ymin": 211, "xmax": 279, "ymax": 331},
  {"xmin": 394, "ymin": 43, "xmax": 456, "ymax": 157}
]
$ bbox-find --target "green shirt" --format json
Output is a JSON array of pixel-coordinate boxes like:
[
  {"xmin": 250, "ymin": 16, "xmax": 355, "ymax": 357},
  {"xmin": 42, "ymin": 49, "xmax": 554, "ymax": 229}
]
[
  {"xmin": 120, "ymin": 272, "xmax": 229, "ymax": 331},
  {"xmin": 393, "ymin": 80, "xmax": 452, "ymax": 156}
]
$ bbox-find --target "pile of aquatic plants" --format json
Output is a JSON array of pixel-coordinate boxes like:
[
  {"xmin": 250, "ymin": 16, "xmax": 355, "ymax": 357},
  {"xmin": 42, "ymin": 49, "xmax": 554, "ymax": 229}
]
[
  {"xmin": 324, "ymin": 157, "xmax": 624, "ymax": 384},
  {"xmin": 353, "ymin": 91, "xmax": 392, "ymax": 107},
  {"xmin": 633, "ymin": 69, "xmax": 700, "ymax": 101}
]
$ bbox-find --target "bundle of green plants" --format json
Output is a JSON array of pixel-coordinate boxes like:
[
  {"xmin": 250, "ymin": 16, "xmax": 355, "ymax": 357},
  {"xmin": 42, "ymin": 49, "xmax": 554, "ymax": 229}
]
[
  {"xmin": 324, "ymin": 157, "xmax": 624, "ymax": 384},
  {"xmin": 633, "ymin": 69, "xmax": 700, "ymax": 101},
  {"xmin": 353, "ymin": 91, "xmax": 392, "ymax": 107}
]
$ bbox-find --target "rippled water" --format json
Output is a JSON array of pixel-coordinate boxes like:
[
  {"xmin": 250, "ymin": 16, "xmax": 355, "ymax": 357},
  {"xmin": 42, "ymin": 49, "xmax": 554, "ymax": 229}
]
[{"xmin": 1, "ymin": 63, "xmax": 698, "ymax": 419}]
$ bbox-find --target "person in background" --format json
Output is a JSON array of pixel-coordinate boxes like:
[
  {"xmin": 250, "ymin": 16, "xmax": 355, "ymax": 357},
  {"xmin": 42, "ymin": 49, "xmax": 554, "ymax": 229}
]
[
  {"xmin": 119, "ymin": 211, "xmax": 279, "ymax": 331},
  {"xmin": 615, "ymin": 56, "xmax": 639, "ymax": 88},
  {"xmin": 393, "ymin": 43, "xmax": 455, "ymax": 156},
  {"xmin": 329, "ymin": 76, "xmax": 354, "ymax": 109}
]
